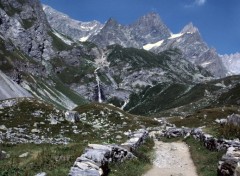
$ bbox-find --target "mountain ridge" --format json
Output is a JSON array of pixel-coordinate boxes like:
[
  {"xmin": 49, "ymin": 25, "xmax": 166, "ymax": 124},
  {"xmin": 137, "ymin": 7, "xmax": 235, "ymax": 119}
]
[{"xmin": 42, "ymin": 5, "xmax": 227, "ymax": 77}]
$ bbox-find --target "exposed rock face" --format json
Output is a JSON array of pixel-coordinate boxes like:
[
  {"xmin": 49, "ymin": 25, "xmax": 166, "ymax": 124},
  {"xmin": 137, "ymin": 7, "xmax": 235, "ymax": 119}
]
[
  {"xmin": 129, "ymin": 12, "xmax": 171, "ymax": 45},
  {"xmin": 43, "ymin": 6, "xmax": 227, "ymax": 77},
  {"xmin": 0, "ymin": 70, "xmax": 32, "ymax": 100},
  {"xmin": 0, "ymin": 0, "xmax": 55, "ymax": 61},
  {"xmin": 71, "ymin": 46, "xmax": 211, "ymax": 104},
  {"xmin": 90, "ymin": 13, "xmax": 171, "ymax": 48},
  {"xmin": 221, "ymin": 52, "xmax": 240, "ymax": 75},
  {"xmin": 42, "ymin": 4, "xmax": 103, "ymax": 42},
  {"xmin": 149, "ymin": 23, "xmax": 227, "ymax": 77}
]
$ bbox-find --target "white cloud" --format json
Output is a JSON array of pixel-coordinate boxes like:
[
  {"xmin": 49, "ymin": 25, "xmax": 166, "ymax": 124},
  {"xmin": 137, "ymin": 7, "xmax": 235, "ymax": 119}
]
[
  {"xmin": 184, "ymin": 0, "xmax": 207, "ymax": 8},
  {"xmin": 195, "ymin": 0, "xmax": 206, "ymax": 6}
]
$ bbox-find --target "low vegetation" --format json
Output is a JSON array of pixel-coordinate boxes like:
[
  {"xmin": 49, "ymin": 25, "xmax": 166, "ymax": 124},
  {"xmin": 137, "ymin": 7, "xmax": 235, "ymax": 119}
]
[
  {"xmin": 185, "ymin": 137, "xmax": 225, "ymax": 176},
  {"xmin": 0, "ymin": 99, "xmax": 159, "ymax": 175},
  {"xmin": 48, "ymin": 31, "xmax": 73, "ymax": 51},
  {"xmin": 169, "ymin": 106, "xmax": 240, "ymax": 137},
  {"xmin": 109, "ymin": 137, "xmax": 154, "ymax": 176}
]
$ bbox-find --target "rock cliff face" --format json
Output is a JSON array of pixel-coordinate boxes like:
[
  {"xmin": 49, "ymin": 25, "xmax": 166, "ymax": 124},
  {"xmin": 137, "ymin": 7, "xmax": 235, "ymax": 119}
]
[
  {"xmin": 43, "ymin": 6, "xmax": 227, "ymax": 77},
  {"xmin": 42, "ymin": 4, "xmax": 103, "ymax": 42},
  {"xmin": 0, "ymin": 0, "xmax": 89, "ymax": 109},
  {"xmin": 0, "ymin": 0, "xmax": 55, "ymax": 61},
  {"xmin": 147, "ymin": 23, "xmax": 227, "ymax": 77},
  {"xmin": 90, "ymin": 13, "xmax": 171, "ymax": 48}
]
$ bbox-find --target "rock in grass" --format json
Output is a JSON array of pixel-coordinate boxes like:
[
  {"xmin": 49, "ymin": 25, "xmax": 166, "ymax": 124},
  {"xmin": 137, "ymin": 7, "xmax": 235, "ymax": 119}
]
[
  {"xmin": 116, "ymin": 135, "xmax": 122, "ymax": 139},
  {"xmin": 35, "ymin": 172, "xmax": 47, "ymax": 176},
  {"xmin": 19, "ymin": 152, "xmax": 29, "ymax": 158},
  {"xmin": 0, "ymin": 125, "xmax": 7, "ymax": 131},
  {"xmin": 0, "ymin": 151, "xmax": 7, "ymax": 160}
]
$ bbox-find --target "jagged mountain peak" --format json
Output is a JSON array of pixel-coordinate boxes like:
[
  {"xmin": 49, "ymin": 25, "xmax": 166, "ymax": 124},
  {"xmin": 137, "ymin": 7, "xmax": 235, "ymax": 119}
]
[
  {"xmin": 42, "ymin": 4, "xmax": 103, "ymax": 41},
  {"xmin": 130, "ymin": 12, "xmax": 171, "ymax": 41},
  {"xmin": 181, "ymin": 22, "xmax": 199, "ymax": 34},
  {"xmin": 137, "ymin": 12, "xmax": 161, "ymax": 21},
  {"xmin": 105, "ymin": 17, "xmax": 120, "ymax": 27}
]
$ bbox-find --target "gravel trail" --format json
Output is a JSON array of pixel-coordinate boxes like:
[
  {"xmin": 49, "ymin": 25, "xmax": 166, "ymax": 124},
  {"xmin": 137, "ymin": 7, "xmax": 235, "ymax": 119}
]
[{"xmin": 143, "ymin": 141, "xmax": 198, "ymax": 176}]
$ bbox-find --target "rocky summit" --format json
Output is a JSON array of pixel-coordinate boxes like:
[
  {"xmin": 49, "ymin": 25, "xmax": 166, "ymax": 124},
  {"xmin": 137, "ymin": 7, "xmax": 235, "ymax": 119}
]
[{"xmin": 0, "ymin": 0, "xmax": 240, "ymax": 176}]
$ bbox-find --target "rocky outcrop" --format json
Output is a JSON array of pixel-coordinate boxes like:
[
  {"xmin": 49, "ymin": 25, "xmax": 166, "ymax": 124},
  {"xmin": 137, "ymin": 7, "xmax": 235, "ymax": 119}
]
[
  {"xmin": 69, "ymin": 129, "xmax": 148, "ymax": 176},
  {"xmin": 65, "ymin": 111, "xmax": 80, "ymax": 123},
  {"xmin": 43, "ymin": 4, "xmax": 103, "ymax": 42},
  {"xmin": 0, "ymin": 0, "xmax": 55, "ymax": 61},
  {"xmin": 150, "ymin": 23, "xmax": 227, "ymax": 77},
  {"xmin": 90, "ymin": 13, "xmax": 171, "ymax": 48}
]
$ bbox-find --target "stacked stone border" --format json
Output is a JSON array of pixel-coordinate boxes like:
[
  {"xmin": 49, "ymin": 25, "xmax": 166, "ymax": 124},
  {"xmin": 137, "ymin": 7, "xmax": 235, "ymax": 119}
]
[{"xmin": 68, "ymin": 129, "xmax": 149, "ymax": 176}]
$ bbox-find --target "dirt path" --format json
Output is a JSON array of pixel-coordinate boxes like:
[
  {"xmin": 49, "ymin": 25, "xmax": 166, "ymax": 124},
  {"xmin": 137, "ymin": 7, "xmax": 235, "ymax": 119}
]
[{"xmin": 144, "ymin": 140, "xmax": 198, "ymax": 176}]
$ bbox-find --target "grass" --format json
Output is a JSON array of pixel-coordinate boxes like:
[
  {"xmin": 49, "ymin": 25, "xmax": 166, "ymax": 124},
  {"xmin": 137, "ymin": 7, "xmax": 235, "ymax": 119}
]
[
  {"xmin": 219, "ymin": 123, "xmax": 240, "ymax": 139},
  {"xmin": 109, "ymin": 137, "xmax": 154, "ymax": 176},
  {"xmin": 0, "ymin": 143, "xmax": 86, "ymax": 176},
  {"xmin": 74, "ymin": 103, "xmax": 159, "ymax": 133},
  {"xmin": 52, "ymin": 76, "xmax": 88, "ymax": 106},
  {"xmin": 184, "ymin": 137, "xmax": 225, "ymax": 176},
  {"xmin": 22, "ymin": 18, "xmax": 36, "ymax": 29},
  {"xmin": 50, "ymin": 57, "xmax": 96, "ymax": 85},
  {"xmin": 0, "ymin": 99, "xmax": 158, "ymax": 176},
  {"xmin": 168, "ymin": 106, "xmax": 240, "ymax": 137},
  {"xmin": 48, "ymin": 31, "xmax": 73, "ymax": 51}
]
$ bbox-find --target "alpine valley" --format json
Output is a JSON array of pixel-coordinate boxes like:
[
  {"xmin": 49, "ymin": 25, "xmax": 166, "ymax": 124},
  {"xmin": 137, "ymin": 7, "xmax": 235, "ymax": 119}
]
[{"xmin": 0, "ymin": 0, "xmax": 240, "ymax": 176}]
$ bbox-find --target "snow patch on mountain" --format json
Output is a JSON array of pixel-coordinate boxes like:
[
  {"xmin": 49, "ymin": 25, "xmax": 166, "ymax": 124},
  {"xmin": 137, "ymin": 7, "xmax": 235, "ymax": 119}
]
[
  {"xmin": 43, "ymin": 4, "xmax": 103, "ymax": 42},
  {"xmin": 201, "ymin": 61, "xmax": 213, "ymax": 68},
  {"xmin": 169, "ymin": 33, "xmax": 184, "ymax": 39},
  {"xmin": 143, "ymin": 40, "xmax": 164, "ymax": 50}
]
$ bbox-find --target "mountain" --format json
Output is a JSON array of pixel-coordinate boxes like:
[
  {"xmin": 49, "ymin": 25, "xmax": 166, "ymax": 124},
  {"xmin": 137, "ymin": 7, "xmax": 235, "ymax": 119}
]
[
  {"xmin": 0, "ymin": 0, "xmax": 54, "ymax": 61},
  {"xmin": 0, "ymin": 1, "xmax": 240, "ymax": 175},
  {"xmin": 0, "ymin": 70, "xmax": 32, "ymax": 100},
  {"xmin": 0, "ymin": 0, "xmax": 89, "ymax": 109},
  {"xmin": 42, "ymin": 4, "xmax": 103, "ymax": 42},
  {"xmin": 145, "ymin": 23, "xmax": 227, "ymax": 77},
  {"xmin": 220, "ymin": 52, "xmax": 240, "ymax": 75},
  {"xmin": 43, "ymin": 6, "xmax": 226, "ymax": 77},
  {"xmin": 68, "ymin": 45, "xmax": 212, "ymax": 106},
  {"xmin": 129, "ymin": 12, "xmax": 171, "ymax": 45},
  {"xmin": 90, "ymin": 13, "xmax": 171, "ymax": 48},
  {"xmin": 125, "ymin": 75, "xmax": 240, "ymax": 116}
]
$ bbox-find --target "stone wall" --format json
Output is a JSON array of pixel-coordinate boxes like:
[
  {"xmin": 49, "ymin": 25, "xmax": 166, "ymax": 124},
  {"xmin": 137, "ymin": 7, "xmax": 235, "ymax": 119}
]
[{"xmin": 68, "ymin": 129, "xmax": 149, "ymax": 176}]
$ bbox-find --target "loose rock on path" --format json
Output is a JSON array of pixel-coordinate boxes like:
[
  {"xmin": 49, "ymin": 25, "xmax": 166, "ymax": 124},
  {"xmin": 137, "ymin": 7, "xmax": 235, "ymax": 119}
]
[{"xmin": 144, "ymin": 141, "xmax": 198, "ymax": 176}]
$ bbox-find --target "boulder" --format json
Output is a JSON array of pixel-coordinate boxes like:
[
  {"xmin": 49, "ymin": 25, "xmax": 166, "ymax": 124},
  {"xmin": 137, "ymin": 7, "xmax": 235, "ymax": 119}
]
[{"xmin": 65, "ymin": 111, "xmax": 80, "ymax": 123}]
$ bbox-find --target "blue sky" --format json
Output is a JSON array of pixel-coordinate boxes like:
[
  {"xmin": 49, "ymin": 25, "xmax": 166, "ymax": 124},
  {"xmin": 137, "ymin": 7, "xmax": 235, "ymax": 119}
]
[{"xmin": 41, "ymin": 0, "xmax": 239, "ymax": 54}]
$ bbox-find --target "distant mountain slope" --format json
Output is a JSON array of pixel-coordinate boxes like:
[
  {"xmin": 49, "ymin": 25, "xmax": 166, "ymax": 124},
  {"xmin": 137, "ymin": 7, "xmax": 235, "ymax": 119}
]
[
  {"xmin": 0, "ymin": 70, "xmax": 32, "ymax": 100},
  {"xmin": 125, "ymin": 75, "xmax": 240, "ymax": 116},
  {"xmin": 147, "ymin": 23, "xmax": 227, "ymax": 77},
  {"xmin": 42, "ymin": 5, "xmax": 227, "ymax": 77},
  {"xmin": 221, "ymin": 53, "xmax": 240, "ymax": 75},
  {"xmin": 42, "ymin": 4, "xmax": 103, "ymax": 42},
  {"xmin": 68, "ymin": 46, "xmax": 212, "ymax": 106},
  {"xmin": 90, "ymin": 13, "xmax": 171, "ymax": 48}
]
